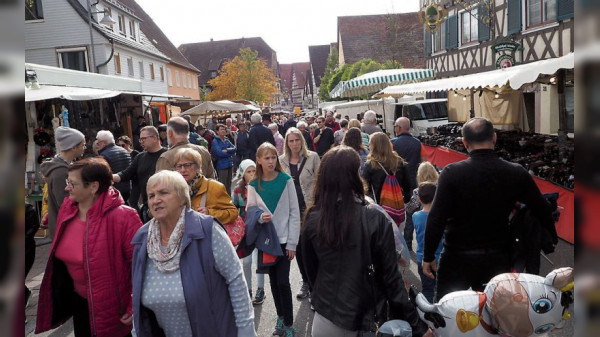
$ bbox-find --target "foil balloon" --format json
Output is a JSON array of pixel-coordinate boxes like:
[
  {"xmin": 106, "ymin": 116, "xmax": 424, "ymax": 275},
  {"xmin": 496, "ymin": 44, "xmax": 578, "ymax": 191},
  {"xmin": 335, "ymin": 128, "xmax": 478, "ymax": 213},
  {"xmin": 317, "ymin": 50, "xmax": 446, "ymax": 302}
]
[{"xmin": 485, "ymin": 267, "xmax": 574, "ymax": 337}]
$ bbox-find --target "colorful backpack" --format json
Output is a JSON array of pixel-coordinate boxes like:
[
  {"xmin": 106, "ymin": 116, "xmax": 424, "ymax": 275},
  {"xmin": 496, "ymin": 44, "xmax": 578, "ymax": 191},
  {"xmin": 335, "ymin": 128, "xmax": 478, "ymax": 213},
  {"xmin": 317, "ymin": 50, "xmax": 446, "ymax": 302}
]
[{"xmin": 375, "ymin": 161, "xmax": 406, "ymax": 225}]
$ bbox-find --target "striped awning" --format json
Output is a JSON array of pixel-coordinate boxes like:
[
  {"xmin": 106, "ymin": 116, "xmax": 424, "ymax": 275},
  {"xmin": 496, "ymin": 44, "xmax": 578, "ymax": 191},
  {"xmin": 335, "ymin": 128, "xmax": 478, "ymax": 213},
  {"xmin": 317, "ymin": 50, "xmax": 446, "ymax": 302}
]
[{"xmin": 329, "ymin": 68, "xmax": 435, "ymax": 98}]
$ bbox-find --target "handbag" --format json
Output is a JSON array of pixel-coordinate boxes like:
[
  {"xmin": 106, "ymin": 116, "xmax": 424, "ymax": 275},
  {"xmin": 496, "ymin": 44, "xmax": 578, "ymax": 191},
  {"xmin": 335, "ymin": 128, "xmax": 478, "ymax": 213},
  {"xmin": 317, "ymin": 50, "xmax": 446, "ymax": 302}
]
[
  {"xmin": 358, "ymin": 205, "xmax": 412, "ymax": 337},
  {"xmin": 200, "ymin": 183, "xmax": 246, "ymax": 246}
]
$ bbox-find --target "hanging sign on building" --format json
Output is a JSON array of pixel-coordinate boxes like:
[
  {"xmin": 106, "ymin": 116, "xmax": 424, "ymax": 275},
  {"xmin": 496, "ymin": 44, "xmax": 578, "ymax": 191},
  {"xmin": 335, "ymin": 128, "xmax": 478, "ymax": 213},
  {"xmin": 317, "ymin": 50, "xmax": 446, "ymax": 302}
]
[
  {"xmin": 418, "ymin": 1, "xmax": 447, "ymax": 33},
  {"xmin": 492, "ymin": 41, "xmax": 520, "ymax": 69}
]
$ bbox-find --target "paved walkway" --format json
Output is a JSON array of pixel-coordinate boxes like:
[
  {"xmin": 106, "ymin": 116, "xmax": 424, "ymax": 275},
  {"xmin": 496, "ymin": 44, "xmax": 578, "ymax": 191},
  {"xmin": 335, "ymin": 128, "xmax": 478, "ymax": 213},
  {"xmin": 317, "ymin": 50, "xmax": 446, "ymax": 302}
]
[{"xmin": 25, "ymin": 237, "xmax": 574, "ymax": 337}]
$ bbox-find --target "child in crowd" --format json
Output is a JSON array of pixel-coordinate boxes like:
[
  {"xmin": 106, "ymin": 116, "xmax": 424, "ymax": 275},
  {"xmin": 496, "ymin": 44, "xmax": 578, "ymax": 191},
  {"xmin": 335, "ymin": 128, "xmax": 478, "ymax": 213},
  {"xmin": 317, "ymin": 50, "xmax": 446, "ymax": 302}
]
[
  {"xmin": 405, "ymin": 161, "xmax": 440, "ymax": 215},
  {"xmin": 414, "ymin": 182, "xmax": 443, "ymax": 303},
  {"xmin": 232, "ymin": 159, "xmax": 267, "ymax": 305},
  {"xmin": 246, "ymin": 143, "xmax": 300, "ymax": 337}
]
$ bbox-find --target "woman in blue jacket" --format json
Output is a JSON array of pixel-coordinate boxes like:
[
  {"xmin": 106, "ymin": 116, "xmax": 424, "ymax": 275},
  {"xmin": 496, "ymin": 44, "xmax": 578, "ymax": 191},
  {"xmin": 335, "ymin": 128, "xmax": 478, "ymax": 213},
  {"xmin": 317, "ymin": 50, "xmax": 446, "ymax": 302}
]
[{"xmin": 212, "ymin": 123, "xmax": 237, "ymax": 194}]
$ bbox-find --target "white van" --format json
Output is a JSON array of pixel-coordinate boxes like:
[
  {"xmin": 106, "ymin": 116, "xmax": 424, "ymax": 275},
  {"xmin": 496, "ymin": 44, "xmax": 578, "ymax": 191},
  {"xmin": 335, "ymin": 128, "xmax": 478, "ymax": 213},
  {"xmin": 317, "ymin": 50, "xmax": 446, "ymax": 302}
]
[{"xmin": 394, "ymin": 98, "xmax": 448, "ymax": 136}]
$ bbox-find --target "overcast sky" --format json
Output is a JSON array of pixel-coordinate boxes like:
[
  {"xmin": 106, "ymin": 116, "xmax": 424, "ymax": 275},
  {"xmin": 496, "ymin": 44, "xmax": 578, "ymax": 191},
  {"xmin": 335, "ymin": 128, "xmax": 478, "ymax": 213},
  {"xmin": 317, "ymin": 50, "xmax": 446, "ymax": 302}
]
[{"xmin": 136, "ymin": 0, "xmax": 420, "ymax": 64}]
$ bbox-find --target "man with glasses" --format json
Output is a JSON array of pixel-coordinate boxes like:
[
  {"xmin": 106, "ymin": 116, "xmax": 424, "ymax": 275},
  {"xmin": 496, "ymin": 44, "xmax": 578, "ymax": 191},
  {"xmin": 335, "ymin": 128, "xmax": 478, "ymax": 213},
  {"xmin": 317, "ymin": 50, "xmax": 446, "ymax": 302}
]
[
  {"xmin": 312, "ymin": 117, "xmax": 334, "ymax": 157},
  {"xmin": 113, "ymin": 126, "xmax": 167, "ymax": 221},
  {"xmin": 40, "ymin": 126, "xmax": 86, "ymax": 240},
  {"xmin": 155, "ymin": 117, "xmax": 216, "ymax": 179},
  {"xmin": 96, "ymin": 130, "xmax": 131, "ymax": 203}
]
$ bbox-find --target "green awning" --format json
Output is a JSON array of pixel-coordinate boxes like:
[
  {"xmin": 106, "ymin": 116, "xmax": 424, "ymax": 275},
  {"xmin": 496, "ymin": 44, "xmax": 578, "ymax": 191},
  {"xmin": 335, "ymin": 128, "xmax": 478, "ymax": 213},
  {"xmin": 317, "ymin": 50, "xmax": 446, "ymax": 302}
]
[{"xmin": 329, "ymin": 68, "xmax": 435, "ymax": 98}]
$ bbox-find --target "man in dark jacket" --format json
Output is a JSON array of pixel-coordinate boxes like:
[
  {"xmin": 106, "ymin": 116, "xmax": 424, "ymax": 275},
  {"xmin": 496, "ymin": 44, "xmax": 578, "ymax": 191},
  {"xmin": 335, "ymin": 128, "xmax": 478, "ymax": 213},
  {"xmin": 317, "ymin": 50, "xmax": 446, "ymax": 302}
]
[
  {"xmin": 391, "ymin": 117, "xmax": 423, "ymax": 251},
  {"xmin": 422, "ymin": 117, "xmax": 556, "ymax": 301},
  {"xmin": 283, "ymin": 114, "xmax": 297, "ymax": 135},
  {"xmin": 234, "ymin": 122, "xmax": 251, "ymax": 172},
  {"xmin": 313, "ymin": 117, "xmax": 334, "ymax": 157},
  {"xmin": 97, "ymin": 130, "xmax": 131, "ymax": 201},
  {"xmin": 248, "ymin": 112, "xmax": 275, "ymax": 161}
]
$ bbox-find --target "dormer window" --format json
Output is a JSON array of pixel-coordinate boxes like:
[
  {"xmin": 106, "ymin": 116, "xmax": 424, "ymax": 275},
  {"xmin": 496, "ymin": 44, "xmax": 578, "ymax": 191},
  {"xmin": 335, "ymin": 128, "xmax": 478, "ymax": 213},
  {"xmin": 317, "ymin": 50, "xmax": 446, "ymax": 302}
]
[
  {"xmin": 210, "ymin": 71, "xmax": 217, "ymax": 78},
  {"xmin": 129, "ymin": 20, "xmax": 136, "ymax": 40},
  {"xmin": 118, "ymin": 14, "xmax": 126, "ymax": 35}
]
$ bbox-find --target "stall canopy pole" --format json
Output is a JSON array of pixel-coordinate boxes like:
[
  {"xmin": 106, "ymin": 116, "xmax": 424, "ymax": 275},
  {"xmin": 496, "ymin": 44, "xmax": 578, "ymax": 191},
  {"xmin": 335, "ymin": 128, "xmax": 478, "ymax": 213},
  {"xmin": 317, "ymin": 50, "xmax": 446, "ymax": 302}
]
[
  {"xmin": 557, "ymin": 69, "xmax": 567, "ymax": 160},
  {"xmin": 470, "ymin": 89, "xmax": 475, "ymax": 118}
]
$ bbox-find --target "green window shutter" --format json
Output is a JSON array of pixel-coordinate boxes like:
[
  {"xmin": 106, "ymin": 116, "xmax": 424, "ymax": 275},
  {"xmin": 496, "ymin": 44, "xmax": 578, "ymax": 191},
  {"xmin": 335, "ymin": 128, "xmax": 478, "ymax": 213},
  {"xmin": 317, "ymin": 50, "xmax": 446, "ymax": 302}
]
[
  {"xmin": 425, "ymin": 29, "xmax": 432, "ymax": 56},
  {"xmin": 478, "ymin": 4, "xmax": 491, "ymax": 41},
  {"xmin": 446, "ymin": 15, "xmax": 459, "ymax": 50},
  {"xmin": 557, "ymin": 0, "xmax": 574, "ymax": 21},
  {"xmin": 507, "ymin": 0, "xmax": 522, "ymax": 36}
]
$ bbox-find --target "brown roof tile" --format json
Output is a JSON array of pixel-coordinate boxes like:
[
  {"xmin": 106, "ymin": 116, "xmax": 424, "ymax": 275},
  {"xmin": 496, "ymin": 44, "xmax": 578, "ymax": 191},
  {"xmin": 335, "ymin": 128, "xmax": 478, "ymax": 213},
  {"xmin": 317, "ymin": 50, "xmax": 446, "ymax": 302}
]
[
  {"xmin": 337, "ymin": 12, "xmax": 426, "ymax": 68},
  {"xmin": 178, "ymin": 37, "xmax": 277, "ymax": 86}
]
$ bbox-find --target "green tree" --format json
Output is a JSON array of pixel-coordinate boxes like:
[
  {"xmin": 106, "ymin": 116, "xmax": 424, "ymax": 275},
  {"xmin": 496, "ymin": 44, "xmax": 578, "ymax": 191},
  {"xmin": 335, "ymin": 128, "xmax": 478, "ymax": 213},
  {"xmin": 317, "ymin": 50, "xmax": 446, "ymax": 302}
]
[
  {"xmin": 207, "ymin": 48, "xmax": 278, "ymax": 103},
  {"xmin": 318, "ymin": 47, "xmax": 339, "ymax": 102}
]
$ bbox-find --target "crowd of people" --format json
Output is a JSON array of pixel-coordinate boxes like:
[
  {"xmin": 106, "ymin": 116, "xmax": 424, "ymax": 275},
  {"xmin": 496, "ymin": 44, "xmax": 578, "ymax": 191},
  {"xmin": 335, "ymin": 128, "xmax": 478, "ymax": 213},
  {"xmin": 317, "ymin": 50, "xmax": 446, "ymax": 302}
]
[{"xmin": 26, "ymin": 109, "xmax": 558, "ymax": 337}]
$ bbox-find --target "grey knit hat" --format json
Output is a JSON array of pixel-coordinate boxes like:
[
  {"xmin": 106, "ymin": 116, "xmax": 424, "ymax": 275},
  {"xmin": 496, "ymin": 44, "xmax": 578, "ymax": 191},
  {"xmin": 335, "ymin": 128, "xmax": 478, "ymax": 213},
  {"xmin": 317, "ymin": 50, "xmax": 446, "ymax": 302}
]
[{"xmin": 55, "ymin": 126, "xmax": 85, "ymax": 151}]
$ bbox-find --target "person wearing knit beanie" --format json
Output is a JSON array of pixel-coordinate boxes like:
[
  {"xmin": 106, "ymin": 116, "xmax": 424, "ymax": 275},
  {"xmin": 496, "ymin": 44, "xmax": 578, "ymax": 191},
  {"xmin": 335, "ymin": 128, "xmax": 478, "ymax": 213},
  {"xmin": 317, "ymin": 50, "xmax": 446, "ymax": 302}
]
[
  {"xmin": 236, "ymin": 159, "xmax": 256, "ymax": 179},
  {"xmin": 55, "ymin": 126, "xmax": 85, "ymax": 151}
]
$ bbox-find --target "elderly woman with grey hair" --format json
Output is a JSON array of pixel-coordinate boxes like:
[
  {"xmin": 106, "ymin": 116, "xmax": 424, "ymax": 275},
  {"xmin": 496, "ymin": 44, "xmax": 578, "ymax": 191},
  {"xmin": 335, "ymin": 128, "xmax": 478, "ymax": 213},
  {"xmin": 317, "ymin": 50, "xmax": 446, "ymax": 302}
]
[
  {"xmin": 361, "ymin": 110, "xmax": 383, "ymax": 135},
  {"xmin": 131, "ymin": 170, "xmax": 256, "ymax": 337}
]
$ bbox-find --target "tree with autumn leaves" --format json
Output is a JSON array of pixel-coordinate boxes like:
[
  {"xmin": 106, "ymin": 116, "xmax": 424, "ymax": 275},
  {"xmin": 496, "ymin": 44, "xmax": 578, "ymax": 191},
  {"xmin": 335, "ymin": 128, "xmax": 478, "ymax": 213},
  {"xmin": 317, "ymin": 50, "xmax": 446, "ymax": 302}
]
[{"xmin": 206, "ymin": 48, "xmax": 278, "ymax": 103}]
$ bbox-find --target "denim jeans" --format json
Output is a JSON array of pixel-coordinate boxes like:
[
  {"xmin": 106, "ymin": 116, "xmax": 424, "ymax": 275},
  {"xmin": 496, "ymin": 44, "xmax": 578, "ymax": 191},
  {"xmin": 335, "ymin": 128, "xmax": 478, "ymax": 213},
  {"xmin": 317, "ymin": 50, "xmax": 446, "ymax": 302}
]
[{"xmin": 417, "ymin": 263, "xmax": 437, "ymax": 303}]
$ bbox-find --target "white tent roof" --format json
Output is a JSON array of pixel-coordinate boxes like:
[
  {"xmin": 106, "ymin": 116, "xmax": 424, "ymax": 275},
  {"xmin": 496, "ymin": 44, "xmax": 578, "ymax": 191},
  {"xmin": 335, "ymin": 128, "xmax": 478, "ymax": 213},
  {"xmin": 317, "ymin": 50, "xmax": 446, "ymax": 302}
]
[
  {"xmin": 377, "ymin": 53, "xmax": 574, "ymax": 96},
  {"xmin": 182, "ymin": 100, "xmax": 260, "ymax": 116},
  {"xmin": 25, "ymin": 85, "xmax": 122, "ymax": 102},
  {"xmin": 330, "ymin": 68, "xmax": 435, "ymax": 98}
]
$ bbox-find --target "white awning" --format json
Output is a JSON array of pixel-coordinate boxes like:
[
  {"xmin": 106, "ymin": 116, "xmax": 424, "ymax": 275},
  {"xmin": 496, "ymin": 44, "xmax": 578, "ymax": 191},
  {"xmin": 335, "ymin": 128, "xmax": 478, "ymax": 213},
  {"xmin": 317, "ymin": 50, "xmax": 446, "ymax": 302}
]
[
  {"xmin": 377, "ymin": 53, "xmax": 574, "ymax": 96},
  {"xmin": 330, "ymin": 68, "xmax": 435, "ymax": 98},
  {"xmin": 182, "ymin": 100, "xmax": 260, "ymax": 116},
  {"xmin": 25, "ymin": 85, "xmax": 122, "ymax": 102}
]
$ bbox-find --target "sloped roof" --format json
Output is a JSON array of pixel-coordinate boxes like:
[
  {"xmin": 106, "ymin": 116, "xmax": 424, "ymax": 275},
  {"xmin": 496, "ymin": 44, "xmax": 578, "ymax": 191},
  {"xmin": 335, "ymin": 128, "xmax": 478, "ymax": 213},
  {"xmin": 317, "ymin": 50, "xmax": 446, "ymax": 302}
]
[
  {"xmin": 118, "ymin": 0, "xmax": 199, "ymax": 72},
  {"xmin": 279, "ymin": 64, "xmax": 293, "ymax": 93},
  {"xmin": 308, "ymin": 45, "xmax": 331, "ymax": 87},
  {"xmin": 337, "ymin": 12, "xmax": 425, "ymax": 68},
  {"xmin": 66, "ymin": 0, "xmax": 169, "ymax": 61},
  {"xmin": 293, "ymin": 62, "xmax": 311, "ymax": 88},
  {"xmin": 179, "ymin": 37, "xmax": 276, "ymax": 85}
]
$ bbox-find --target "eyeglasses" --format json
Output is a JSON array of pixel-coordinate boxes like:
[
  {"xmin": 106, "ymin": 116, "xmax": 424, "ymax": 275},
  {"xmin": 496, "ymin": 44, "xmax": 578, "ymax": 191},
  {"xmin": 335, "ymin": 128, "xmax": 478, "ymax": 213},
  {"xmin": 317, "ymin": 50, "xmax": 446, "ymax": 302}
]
[
  {"xmin": 174, "ymin": 162, "xmax": 196, "ymax": 170},
  {"xmin": 139, "ymin": 135, "xmax": 155, "ymax": 142},
  {"xmin": 317, "ymin": 121, "xmax": 323, "ymax": 124},
  {"xmin": 65, "ymin": 179, "xmax": 83, "ymax": 189},
  {"xmin": 118, "ymin": 143, "xmax": 127, "ymax": 147}
]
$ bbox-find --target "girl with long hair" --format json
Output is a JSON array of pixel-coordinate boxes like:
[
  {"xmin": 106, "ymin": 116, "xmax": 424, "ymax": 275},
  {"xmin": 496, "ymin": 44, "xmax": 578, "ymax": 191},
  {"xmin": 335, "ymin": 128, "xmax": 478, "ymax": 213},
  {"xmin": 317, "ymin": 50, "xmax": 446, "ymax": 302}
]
[
  {"xmin": 246, "ymin": 143, "xmax": 300, "ymax": 336},
  {"xmin": 302, "ymin": 146, "xmax": 429, "ymax": 337}
]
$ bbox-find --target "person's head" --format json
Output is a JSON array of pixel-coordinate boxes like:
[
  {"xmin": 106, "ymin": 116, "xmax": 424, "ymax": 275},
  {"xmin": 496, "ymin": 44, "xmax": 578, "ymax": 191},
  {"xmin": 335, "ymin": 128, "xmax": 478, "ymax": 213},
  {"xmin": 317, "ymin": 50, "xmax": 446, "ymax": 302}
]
[
  {"xmin": 348, "ymin": 119, "xmax": 361, "ymax": 130},
  {"xmin": 417, "ymin": 161, "xmax": 439, "ymax": 184},
  {"xmin": 157, "ymin": 124, "xmax": 167, "ymax": 140},
  {"xmin": 146, "ymin": 170, "xmax": 190, "ymax": 223},
  {"xmin": 167, "ymin": 117, "xmax": 190, "ymax": 144},
  {"xmin": 117, "ymin": 135, "xmax": 133, "ymax": 151},
  {"xmin": 297, "ymin": 121, "xmax": 307, "ymax": 132},
  {"xmin": 309, "ymin": 123, "xmax": 318, "ymax": 133},
  {"xmin": 226, "ymin": 118, "xmax": 233, "ymax": 127},
  {"xmin": 316, "ymin": 117, "xmax": 325, "ymax": 128},
  {"xmin": 342, "ymin": 127, "xmax": 366, "ymax": 152},
  {"xmin": 195, "ymin": 124, "xmax": 205, "ymax": 134},
  {"xmin": 96, "ymin": 130, "xmax": 115, "ymax": 150},
  {"xmin": 254, "ymin": 143, "xmax": 282, "ymax": 189},
  {"xmin": 182, "ymin": 115, "xmax": 191, "ymax": 123},
  {"xmin": 215, "ymin": 123, "xmax": 227, "ymax": 138},
  {"xmin": 173, "ymin": 148, "xmax": 203, "ymax": 183},
  {"xmin": 268, "ymin": 123, "xmax": 279, "ymax": 135},
  {"xmin": 394, "ymin": 117, "xmax": 411, "ymax": 135},
  {"xmin": 92, "ymin": 140, "xmax": 100, "ymax": 155},
  {"xmin": 137, "ymin": 116, "xmax": 146, "ymax": 124},
  {"xmin": 363, "ymin": 110, "xmax": 377, "ymax": 124},
  {"xmin": 66, "ymin": 157, "xmax": 113, "ymax": 204},
  {"xmin": 309, "ymin": 145, "xmax": 365, "ymax": 249},
  {"xmin": 238, "ymin": 122, "xmax": 247, "ymax": 132},
  {"xmin": 262, "ymin": 113, "xmax": 271, "ymax": 126},
  {"xmin": 54, "ymin": 126, "xmax": 86, "ymax": 157},
  {"xmin": 418, "ymin": 181, "xmax": 437, "ymax": 205},
  {"xmin": 344, "ymin": 115, "xmax": 350, "ymax": 121},
  {"xmin": 237, "ymin": 159, "xmax": 256, "ymax": 186},
  {"xmin": 139, "ymin": 126, "xmax": 160, "ymax": 151},
  {"xmin": 340, "ymin": 119, "xmax": 349, "ymax": 129},
  {"xmin": 306, "ymin": 116, "xmax": 314, "ymax": 124},
  {"xmin": 284, "ymin": 127, "xmax": 309, "ymax": 158},
  {"xmin": 368, "ymin": 132, "xmax": 401, "ymax": 172},
  {"xmin": 461, "ymin": 117, "xmax": 496, "ymax": 151},
  {"xmin": 250, "ymin": 112, "xmax": 262, "ymax": 125}
]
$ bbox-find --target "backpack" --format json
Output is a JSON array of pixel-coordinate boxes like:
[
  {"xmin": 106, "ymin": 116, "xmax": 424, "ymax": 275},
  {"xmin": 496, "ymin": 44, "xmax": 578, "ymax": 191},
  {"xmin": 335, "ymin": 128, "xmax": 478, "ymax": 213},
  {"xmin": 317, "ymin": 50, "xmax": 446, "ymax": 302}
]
[{"xmin": 374, "ymin": 161, "xmax": 406, "ymax": 225}]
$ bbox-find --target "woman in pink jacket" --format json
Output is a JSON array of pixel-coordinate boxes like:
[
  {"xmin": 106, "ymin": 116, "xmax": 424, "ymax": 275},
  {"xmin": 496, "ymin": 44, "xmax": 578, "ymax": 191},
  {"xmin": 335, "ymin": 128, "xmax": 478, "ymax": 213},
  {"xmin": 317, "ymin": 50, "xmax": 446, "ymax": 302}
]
[{"xmin": 36, "ymin": 157, "xmax": 142, "ymax": 337}]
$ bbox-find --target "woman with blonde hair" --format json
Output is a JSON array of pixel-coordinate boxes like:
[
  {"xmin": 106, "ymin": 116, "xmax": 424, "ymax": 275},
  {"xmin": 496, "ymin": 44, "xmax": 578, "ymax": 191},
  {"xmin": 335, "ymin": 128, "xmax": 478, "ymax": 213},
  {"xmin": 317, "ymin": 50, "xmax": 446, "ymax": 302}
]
[
  {"xmin": 405, "ymin": 161, "xmax": 440, "ymax": 214},
  {"xmin": 362, "ymin": 132, "xmax": 411, "ymax": 223},
  {"xmin": 173, "ymin": 148, "xmax": 238, "ymax": 224},
  {"xmin": 279, "ymin": 127, "xmax": 320, "ymax": 300},
  {"xmin": 348, "ymin": 119, "xmax": 369, "ymax": 147}
]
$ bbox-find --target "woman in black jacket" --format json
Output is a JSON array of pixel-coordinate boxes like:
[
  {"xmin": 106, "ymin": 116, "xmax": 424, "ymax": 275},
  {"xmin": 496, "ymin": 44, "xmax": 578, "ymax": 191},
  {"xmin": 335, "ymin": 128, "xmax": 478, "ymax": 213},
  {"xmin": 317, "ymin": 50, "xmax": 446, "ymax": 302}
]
[
  {"xmin": 302, "ymin": 146, "xmax": 429, "ymax": 337},
  {"xmin": 362, "ymin": 132, "xmax": 412, "ymax": 207}
]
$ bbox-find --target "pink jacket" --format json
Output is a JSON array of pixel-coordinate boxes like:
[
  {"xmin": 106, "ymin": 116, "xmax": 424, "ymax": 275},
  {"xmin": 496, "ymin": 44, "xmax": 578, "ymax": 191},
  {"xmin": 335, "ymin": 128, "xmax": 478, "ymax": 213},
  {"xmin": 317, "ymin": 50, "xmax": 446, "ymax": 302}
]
[{"xmin": 36, "ymin": 187, "xmax": 142, "ymax": 337}]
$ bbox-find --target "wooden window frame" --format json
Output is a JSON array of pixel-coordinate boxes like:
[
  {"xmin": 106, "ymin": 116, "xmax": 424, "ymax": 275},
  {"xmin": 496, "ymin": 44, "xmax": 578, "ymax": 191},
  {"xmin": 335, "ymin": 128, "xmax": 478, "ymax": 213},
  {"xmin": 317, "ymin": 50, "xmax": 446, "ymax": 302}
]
[
  {"xmin": 114, "ymin": 53, "xmax": 121, "ymax": 74},
  {"xmin": 526, "ymin": 0, "xmax": 557, "ymax": 29}
]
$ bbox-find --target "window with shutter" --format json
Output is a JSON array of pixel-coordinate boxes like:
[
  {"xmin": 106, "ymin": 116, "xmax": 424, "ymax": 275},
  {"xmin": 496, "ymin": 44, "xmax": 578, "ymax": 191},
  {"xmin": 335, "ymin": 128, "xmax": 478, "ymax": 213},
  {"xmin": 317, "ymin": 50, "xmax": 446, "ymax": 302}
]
[
  {"xmin": 507, "ymin": 0, "xmax": 522, "ymax": 35},
  {"xmin": 446, "ymin": 14, "xmax": 459, "ymax": 50},
  {"xmin": 557, "ymin": 0, "xmax": 574, "ymax": 21},
  {"xmin": 425, "ymin": 29, "xmax": 432, "ymax": 56},
  {"xmin": 478, "ymin": 4, "xmax": 491, "ymax": 41}
]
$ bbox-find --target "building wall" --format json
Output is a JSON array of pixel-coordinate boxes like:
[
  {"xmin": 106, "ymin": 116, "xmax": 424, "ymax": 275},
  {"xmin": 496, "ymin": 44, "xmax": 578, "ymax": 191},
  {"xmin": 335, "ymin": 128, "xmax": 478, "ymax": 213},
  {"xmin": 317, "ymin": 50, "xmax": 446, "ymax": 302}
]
[
  {"xmin": 102, "ymin": 45, "xmax": 168, "ymax": 94},
  {"xmin": 166, "ymin": 63, "xmax": 200, "ymax": 100}
]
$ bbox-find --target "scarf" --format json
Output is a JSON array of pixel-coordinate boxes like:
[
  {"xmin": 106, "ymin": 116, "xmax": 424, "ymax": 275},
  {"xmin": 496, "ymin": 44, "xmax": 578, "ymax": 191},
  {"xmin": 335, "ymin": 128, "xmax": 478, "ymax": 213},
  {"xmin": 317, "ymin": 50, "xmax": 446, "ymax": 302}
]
[
  {"xmin": 189, "ymin": 172, "xmax": 203, "ymax": 200},
  {"xmin": 147, "ymin": 208, "xmax": 186, "ymax": 273}
]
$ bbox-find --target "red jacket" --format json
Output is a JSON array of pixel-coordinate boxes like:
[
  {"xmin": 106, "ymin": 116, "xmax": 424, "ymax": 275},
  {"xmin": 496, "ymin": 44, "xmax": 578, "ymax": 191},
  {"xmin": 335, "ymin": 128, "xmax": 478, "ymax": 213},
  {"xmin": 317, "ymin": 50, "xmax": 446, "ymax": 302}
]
[{"xmin": 36, "ymin": 187, "xmax": 142, "ymax": 337}]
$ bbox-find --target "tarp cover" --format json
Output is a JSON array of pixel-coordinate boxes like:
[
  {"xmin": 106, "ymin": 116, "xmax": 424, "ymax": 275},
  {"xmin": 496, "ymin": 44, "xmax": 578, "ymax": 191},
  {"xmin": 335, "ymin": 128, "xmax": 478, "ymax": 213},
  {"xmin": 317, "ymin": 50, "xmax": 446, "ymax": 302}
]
[
  {"xmin": 182, "ymin": 100, "xmax": 260, "ymax": 116},
  {"xmin": 25, "ymin": 85, "xmax": 122, "ymax": 102},
  {"xmin": 330, "ymin": 68, "xmax": 435, "ymax": 98},
  {"xmin": 377, "ymin": 53, "xmax": 574, "ymax": 95}
]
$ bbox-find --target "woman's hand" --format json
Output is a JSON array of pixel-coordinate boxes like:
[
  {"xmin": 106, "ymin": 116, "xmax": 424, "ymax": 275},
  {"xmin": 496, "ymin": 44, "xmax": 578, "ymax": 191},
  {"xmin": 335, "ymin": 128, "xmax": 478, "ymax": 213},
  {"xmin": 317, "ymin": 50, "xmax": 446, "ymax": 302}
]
[
  {"xmin": 287, "ymin": 250, "xmax": 295, "ymax": 260},
  {"xmin": 261, "ymin": 213, "xmax": 271, "ymax": 223},
  {"xmin": 197, "ymin": 206, "xmax": 208, "ymax": 215},
  {"xmin": 119, "ymin": 313, "xmax": 133, "ymax": 325}
]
